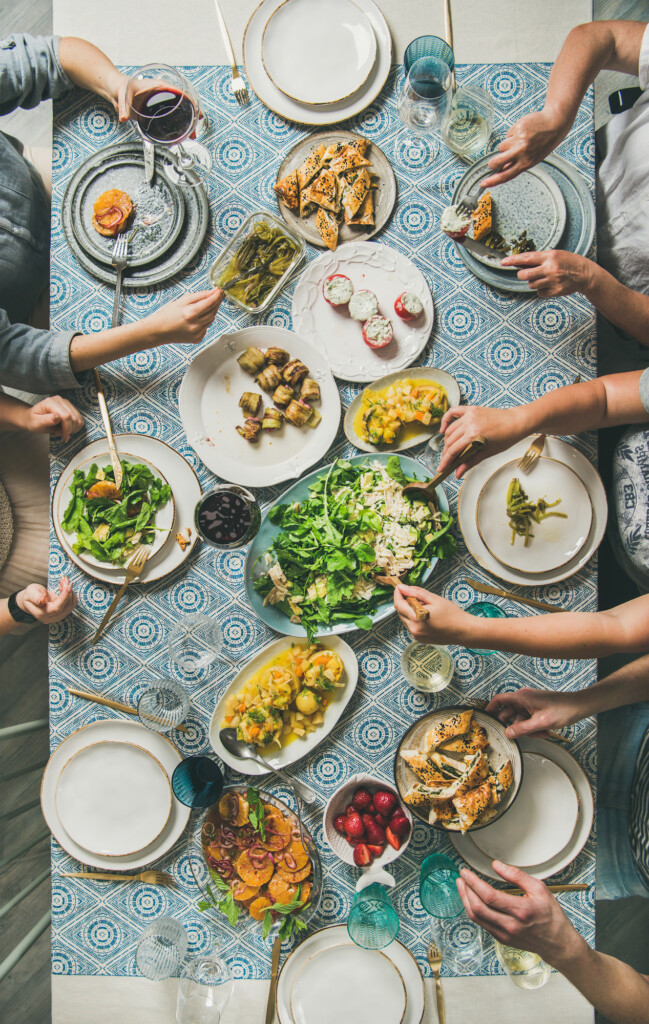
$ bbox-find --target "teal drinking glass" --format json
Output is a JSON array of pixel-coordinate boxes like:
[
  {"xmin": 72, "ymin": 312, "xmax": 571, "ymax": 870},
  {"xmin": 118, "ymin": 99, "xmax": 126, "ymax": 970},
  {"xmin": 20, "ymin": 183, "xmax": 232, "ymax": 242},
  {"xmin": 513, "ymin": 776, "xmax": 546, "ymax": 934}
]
[
  {"xmin": 404, "ymin": 35, "xmax": 454, "ymax": 75},
  {"xmin": 347, "ymin": 883, "xmax": 399, "ymax": 949},
  {"xmin": 419, "ymin": 853, "xmax": 464, "ymax": 918},
  {"xmin": 465, "ymin": 601, "xmax": 509, "ymax": 656}
]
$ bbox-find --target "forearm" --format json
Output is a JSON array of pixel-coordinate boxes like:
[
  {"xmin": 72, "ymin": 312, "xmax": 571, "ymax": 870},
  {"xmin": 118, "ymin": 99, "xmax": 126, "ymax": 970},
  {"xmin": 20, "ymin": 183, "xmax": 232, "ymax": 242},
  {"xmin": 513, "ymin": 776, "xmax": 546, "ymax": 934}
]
[
  {"xmin": 58, "ymin": 37, "xmax": 125, "ymax": 106},
  {"xmin": 579, "ymin": 653, "xmax": 649, "ymax": 716},
  {"xmin": 584, "ymin": 265, "xmax": 649, "ymax": 346},
  {"xmin": 0, "ymin": 394, "xmax": 31, "ymax": 430},
  {"xmin": 0, "ymin": 599, "xmax": 18, "ymax": 637},
  {"xmin": 69, "ymin": 321, "xmax": 164, "ymax": 374},
  {"xmin": 506, "ymin": 371, "xmax": 648, "ymax": 439},
  {"xmin": 553, "ymin": 940, "xmax": 649, "ymax": 1024}
]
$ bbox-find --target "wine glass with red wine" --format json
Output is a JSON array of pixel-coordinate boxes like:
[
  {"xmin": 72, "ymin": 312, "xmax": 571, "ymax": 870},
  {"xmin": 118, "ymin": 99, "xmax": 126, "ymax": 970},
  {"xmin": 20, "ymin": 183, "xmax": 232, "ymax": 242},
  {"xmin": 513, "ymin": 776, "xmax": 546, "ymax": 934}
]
[
  {"xmin": 194, "ymin": 485, "xmax": 261, "ymax": 550},
  {"xmin": 127, "ymin": 63, "xmax": 212, "ymax": 187}
]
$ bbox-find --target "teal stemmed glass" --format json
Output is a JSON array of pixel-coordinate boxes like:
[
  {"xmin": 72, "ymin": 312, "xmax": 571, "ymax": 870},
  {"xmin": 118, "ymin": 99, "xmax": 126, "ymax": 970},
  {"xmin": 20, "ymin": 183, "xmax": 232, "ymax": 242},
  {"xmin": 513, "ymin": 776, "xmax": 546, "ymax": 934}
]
[
  {"xmin": 419, "ymin": 853, "xmax": 464, "ymax": 918},
  {"xmin": 347, "ymin": 883, "xmax": 399, "ymax": 949}
]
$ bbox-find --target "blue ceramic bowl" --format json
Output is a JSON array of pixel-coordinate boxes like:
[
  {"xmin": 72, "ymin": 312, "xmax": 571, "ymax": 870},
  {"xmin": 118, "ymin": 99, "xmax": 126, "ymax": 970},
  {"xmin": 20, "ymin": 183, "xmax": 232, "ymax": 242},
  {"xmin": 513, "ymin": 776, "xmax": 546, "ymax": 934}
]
[{"xmin": 405, "ymin": 35, "xmax": 455, "ymax": 75}]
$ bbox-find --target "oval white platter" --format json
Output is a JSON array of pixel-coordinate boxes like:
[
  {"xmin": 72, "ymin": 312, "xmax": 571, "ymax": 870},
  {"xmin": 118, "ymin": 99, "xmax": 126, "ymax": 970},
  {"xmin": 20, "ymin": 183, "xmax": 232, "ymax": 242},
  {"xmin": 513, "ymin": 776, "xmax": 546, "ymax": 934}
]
[
  {"xmin": 292, "ymin": 242, "xmax": 434, "ymax": 382},
  {"xmin": 261, "ymin": 0, "xmax": 377, "ymax": 106},
  {"xmin": 209, "ymin": 635, "xmax": 358, "ymax": 775},
  {"xmin": 179, "ymin": 326, "xmax": 341, "ymax": 488},
  {"xmin": 344, "ymin": 367, "xmax": 460, "ymax": 453}
]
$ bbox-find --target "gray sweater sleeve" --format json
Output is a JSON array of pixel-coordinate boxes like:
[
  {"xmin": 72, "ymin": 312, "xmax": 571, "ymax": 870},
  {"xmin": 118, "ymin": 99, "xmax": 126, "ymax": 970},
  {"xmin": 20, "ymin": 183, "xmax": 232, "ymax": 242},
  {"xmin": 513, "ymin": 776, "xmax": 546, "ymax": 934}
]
[
  {"xmin": 0, "ymin": 34, "xmax": 73, "ymax": 115},
  {"xmin": 0, "ymin": 309, "xmax": 81, "ymax": 392},
  {"xmin": 640, "ymin": 368, "xmax": 649, "ymax": 414}
]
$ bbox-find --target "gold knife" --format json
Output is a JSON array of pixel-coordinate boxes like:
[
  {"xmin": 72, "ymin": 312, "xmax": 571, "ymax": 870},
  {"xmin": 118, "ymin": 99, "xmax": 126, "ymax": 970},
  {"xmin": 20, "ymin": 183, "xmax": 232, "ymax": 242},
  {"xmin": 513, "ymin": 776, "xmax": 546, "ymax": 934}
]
[
  {"xmin": 67, "ymin": 687, "xmax": 188, "ymax": 733},
  {"xmin": 464, "ymin": 577, "xmax": 562, "ymax": 614},
  {"xmin": 265, "ymin": 934, "xmax": 282, "ymax": 1024},
  {"xmin": 93, "ymin": 368, "xmax": 123, "ymax": 492},
  {"xmin": 444, "ymin": 0, "xmax": 455, "ymax": 93},
  {"xmin": 501, "ymin": 884, "xmax": 588, "ymax": 895}
]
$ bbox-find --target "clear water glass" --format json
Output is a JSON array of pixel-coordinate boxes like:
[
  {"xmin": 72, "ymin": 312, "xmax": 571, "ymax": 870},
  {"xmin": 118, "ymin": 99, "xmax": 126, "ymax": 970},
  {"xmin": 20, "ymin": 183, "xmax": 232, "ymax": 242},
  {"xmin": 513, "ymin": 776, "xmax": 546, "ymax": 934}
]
[
  {"xmin": 136, "ymin": 917, "xmax": 188, "ymax": 980},
  {"xmin": 401, "ymin": 642, "xmax": 454, "ymax": 693},
  {"xmin": 465, "ymin": 601, "xmax": 509, "ymax": 656},
  {"xmin": 176, "ymin": 950, "xmax": 234, "ymax": 1024},
  {"xmin": 431, "ymin": 914, "xmax": 484, "ymax": 974},
  {"xmin": 404, "ymin": 35, "xmax": 454, "ymax": 75},
  {"xmin": 172, "ymin": 756, "xmax": 224, "ymax": 808},
  {"xmin": 494, "ymin": 941, "xmax": 551, "ymax": 989},
  {"xmin": 442, "ymin": 84, "xmax": 494, "ymax": 161},
  {"xmin": 397, "ymin": 56, "xmax": 452, "ymax": 162},
  {"xmin": 418, "ymin": 431, "xmax": 444, "ymax": 476},
  {"xmin": 137, "ymin": 678, "xmax": 190, "ymax": 733},
  {"xmin": 347, "ymin": 883, "xmax": 400, "ymax": 949},
  {"xmin": 419, "ymin": 853, "xmax": 464, "ymax": 918},
  {"xmin": 169, "ymin": 613, "xmax": 224, "ymax": 680}
]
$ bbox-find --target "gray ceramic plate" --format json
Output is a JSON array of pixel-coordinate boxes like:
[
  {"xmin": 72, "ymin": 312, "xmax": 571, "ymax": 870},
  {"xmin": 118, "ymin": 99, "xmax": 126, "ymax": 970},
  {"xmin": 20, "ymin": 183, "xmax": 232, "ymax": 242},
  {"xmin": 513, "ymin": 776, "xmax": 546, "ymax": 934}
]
[
  {"xmin": 453, "ymin": 156, "xmax": 566, "ymax": 270},
  {"xmin": 61, "ymin": 142, "xmax": 209, "ymax": 288},
  {"xmin": 275, "ymin": 130, "xmax": 396, "ymax": 248},
  {"xmin": 343, "ymin": 366, "xmax": 460, "ymax": 454},
  {"xmin": 452, "ymin": 154, "xmax": 594, "ymax": 294},
  {"xmin": 68, "ymin": 148, "xmax": 185, "ymax": 267}
]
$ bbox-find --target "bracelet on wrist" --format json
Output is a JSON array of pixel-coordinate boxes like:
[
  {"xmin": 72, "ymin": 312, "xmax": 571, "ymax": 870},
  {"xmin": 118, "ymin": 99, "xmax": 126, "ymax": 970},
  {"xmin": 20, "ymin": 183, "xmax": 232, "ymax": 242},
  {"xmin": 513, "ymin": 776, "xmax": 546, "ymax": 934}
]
[{"xmin": 7, "ymin": 591, "xmax": 37, "ymax": 624}]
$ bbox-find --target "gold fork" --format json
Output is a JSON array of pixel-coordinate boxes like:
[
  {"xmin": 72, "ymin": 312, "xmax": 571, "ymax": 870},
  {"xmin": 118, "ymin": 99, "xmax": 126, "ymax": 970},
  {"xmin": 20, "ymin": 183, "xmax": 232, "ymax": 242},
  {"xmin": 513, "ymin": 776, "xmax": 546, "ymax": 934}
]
[
  {"xmin": 427, "ymin": 940, "xmax": 445, "ymax": 1024},
  {"xmin": 91, "ymin": 544, "xmax": 149, "ymax": 645},
  {"xmin": 214, "ymin": 0, "xmax": 249, "ymax": 105},
  {"xmin": 518, "ymin": 433, "xmax": 546, "ymax": 473},
  {"xmin": 60, "ymin": 870, "xmax": 174, "ymax": 885}
]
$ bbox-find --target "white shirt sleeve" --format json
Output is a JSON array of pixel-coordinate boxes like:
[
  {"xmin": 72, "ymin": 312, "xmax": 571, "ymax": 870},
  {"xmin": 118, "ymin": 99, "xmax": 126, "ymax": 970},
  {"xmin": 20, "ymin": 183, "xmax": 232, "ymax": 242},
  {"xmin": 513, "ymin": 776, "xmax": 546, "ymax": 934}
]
[{"xmin": 638, "ymin": 22, "xmax": 649, "ymax": 91}]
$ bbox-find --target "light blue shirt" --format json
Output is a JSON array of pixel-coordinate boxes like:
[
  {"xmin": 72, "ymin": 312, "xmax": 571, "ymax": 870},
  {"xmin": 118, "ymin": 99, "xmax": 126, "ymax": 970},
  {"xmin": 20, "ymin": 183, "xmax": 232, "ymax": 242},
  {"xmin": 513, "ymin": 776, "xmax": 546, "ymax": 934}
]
[{"xmin": 0, "ymin": 33, "xmax": 80, "ymax": 392}]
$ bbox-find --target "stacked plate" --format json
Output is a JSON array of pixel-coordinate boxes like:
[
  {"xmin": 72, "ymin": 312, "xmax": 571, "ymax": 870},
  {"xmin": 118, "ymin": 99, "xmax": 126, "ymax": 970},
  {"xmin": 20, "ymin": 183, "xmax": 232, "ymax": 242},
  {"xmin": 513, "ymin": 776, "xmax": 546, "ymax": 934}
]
[
  {"xmin": 243, "ymin": 0, "xmax": 392, "ymax": 125},
  {"xmin": 61, "ymin": 141, "xmax": 209, "ymax": 287}
]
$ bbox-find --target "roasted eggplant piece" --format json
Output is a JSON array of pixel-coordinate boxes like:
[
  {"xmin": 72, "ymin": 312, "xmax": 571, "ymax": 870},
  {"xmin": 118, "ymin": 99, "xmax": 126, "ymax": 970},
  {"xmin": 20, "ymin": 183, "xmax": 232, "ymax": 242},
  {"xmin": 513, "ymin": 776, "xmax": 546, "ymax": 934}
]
[
  {"xmin": 237, "ymin": 346, "xmax": 267, "ymax": 374},
  {"xmin": 239, "ymin": 391, "xmax": 262, "ymax": 416},
  {"xmin": 256, "ymin": 364, "xmax": 283, "ymax": 392},
  {"xmin": 261, "ymin": 407, "xmax": 283, "ymax": 431},
  {"xmin": 307, "ymin": 408, "xmax": 322, "ymax": 428},
  {"xmin": 285, "ymin": 399, "xmax": 312, "ymax": 427},
  {"xmin": 283, "ymin": 359, "xmax": 309, "ymax": 387},
  {"xmin": 272, "ymin": 384, "xmax": 294, "ymax": 407},
  {"xmin": 236, "ymin": 417, "xmax": 262, "ymax": 442},
  {"xmin": 300, "ymin": 378, "xmax": 320, "ymax": 403},
  {"xmin": 265, "ymin": 347, "xmax": 290, "ymax": 367}
]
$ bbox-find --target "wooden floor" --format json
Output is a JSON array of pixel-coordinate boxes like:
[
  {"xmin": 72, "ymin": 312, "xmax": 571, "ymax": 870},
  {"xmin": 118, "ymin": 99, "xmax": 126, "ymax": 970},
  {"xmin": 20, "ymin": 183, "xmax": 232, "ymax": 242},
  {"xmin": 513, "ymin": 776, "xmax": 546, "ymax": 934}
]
[{"xmin": 0, "ymin": 2, "xmax": 648, "ymax": 1021}]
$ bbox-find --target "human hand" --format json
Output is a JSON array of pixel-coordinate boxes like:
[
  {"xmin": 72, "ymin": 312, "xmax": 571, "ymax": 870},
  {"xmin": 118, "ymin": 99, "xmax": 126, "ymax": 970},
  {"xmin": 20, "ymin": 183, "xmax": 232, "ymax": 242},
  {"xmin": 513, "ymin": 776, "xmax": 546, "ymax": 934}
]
[
  {"xmin": 394, "ymin": 585, "xmax": 471, "ymax": 643},
  {"xmin": 457, "ymin": 861, "xmax": 585, "ymax": 968},
  {"xmin": 16, "ymin": 577, "xmax": 78, "ymax": 624},
  {"xmin": 499, "ymin": 250, "xmax": 593, "ymax": 298},
  {"xmin": 144, "ymin": 289, "xmax": 224, "ymax": 345},
  {"xmin": 481, "ymin": 110, "xmax": 568, "ymax": 188},
  {"xmin": 438, "ymin": 405, "xmax": 527, "ymax": 478},
  {"xmin": 23, "ymin": 396, "xmax": 84, "ymax": 442},
  {"xmin": 485, "ymin": 687, "xmax": 585, "ymax": 739}
]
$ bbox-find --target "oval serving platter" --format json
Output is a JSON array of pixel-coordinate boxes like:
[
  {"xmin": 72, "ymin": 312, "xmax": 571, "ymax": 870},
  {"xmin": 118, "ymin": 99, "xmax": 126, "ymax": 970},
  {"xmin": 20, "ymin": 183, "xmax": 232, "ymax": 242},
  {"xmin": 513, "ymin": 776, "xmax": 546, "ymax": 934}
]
[
  {"xmin": 209, "ymin": 635, "xmax": 358, "ymax": 774},
  {"xmin": 344, "ymin": 367, "xmax": 460, "ymax": 454},
  {"xmin": 244, "ymin": 452, "xmax": 449, "ymax": 638}
]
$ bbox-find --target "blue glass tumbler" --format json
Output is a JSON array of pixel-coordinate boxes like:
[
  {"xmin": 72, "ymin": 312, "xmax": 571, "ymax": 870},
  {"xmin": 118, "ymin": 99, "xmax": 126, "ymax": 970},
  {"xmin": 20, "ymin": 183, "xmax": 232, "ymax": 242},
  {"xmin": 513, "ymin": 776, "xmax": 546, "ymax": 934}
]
[
  {"xmin": 347, "ymin": 883, "xmax": 399, "ymax": 949},
  {"xmin": 172, "ymin": 756, "xmax": 224, "ymax": 808},
  {"xmin": 465, "ymin": 601, "xmax": 509, "ymax": 656},
  {"xmin": 404, "ymin": 35, "xmax": 454, "ymax": 75},
  {"xmin": 419, "ymin": 853, "xmax": 464, "ymax": 918}
]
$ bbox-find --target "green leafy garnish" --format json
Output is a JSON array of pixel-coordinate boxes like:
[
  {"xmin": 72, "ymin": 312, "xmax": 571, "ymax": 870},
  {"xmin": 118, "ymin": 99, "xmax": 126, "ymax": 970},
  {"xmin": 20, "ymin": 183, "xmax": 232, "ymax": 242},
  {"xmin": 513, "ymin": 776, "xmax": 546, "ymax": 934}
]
[
  {"xmin": 261, "ymin": 884, "xmax": 311, "ymax": 941},
  {"xmin": 198, "ymin": 869, "xmax": 241, "ymax": 927},
  {"xmin": 247, "ymin": 787, "xmax": 266, "ymax": 841}
]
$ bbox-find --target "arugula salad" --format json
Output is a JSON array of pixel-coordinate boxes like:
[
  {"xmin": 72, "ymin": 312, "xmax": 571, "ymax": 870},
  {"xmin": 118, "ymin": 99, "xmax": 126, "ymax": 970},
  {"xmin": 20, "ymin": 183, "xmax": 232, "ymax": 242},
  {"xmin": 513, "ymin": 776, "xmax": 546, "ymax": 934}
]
[
  {"xmin": 253, "ymin": 457, "xmax": 455, "ymax": 638},
  {"xmin": 61, "ymin": 461, "xmax": 171, "ymax": 565}
]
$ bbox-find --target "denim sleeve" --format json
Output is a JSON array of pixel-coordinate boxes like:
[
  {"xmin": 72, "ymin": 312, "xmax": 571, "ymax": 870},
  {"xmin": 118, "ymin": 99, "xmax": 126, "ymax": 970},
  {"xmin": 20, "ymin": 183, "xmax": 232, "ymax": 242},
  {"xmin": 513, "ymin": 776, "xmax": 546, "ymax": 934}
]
[
  {"xmin": 0, "ymin": 309, "xmax": 81, "ymax": 392},
  {"xmin": 0, "ymin": 34, "xmax": 73, "ymax": 115},
  {"xmin": 640, "ymin": 368, "xmax": 649, "ymax": 414}
]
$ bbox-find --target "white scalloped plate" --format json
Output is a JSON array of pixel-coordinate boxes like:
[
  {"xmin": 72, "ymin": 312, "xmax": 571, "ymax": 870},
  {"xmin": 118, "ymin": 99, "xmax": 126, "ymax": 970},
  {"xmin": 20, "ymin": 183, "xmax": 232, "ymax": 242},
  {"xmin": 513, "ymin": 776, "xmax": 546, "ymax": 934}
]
[{"xmin": 292, "ymin": 242, "xmax": 434, "ymax": 382}]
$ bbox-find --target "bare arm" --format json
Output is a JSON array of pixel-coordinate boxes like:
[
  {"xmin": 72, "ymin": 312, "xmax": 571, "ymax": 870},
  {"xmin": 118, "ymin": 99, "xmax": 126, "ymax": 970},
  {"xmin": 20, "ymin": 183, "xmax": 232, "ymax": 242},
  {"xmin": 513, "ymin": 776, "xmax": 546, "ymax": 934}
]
[
  {"xmin": 483, "ymin": 20, "xmax": 647, "ymax": 187},
  {"xmin": 58, "ymin": 37, "xmax": 129, "ymax": 117},
  {"xmin": 394, "ymin": 589, "xmax": 649, "ymax": 659},
  {"xmin": 438, "ymin": 371, "xmax": 648, "ymax": 476}
]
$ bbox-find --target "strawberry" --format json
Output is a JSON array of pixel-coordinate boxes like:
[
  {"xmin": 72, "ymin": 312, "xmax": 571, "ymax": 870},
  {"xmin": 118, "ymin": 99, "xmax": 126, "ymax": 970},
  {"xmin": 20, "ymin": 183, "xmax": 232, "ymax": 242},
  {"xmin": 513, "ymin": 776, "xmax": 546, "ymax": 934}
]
[
  {"xmin": 333, "ymin": 814, "xmax": 348, "ymax": 835},
  {"xmin": 364, "ymin": 820, "xmax": 386, "ymax": 846},
  {"xmin": 344, "ymin": 811, "xmax": 365, "ymax": 839},
  {"xmin": 373, "ymin": 790, "xmax": 397, "ymax": 816},
  {"xmin": 352, "ymin": 787, "xmax": 373, "ymax": 813},
  {"xmin": 385, "ymin": 826, "xmax": 402, "ymax": 850},
  {"xmin": 367, "ymin": 844, "xmax": 384, "ymax": 858},
  {"xmin": 353, "ymin": 843, "xmax": 372, "ymax": 867},
  {"xmin": 389, "ymin": 816, "xmax": 411, "ymax": 838},
  {"xmin": 361, "ymin": 813, "xmax": 376, "ymax": 830},
  {"xmin": 346, "ymin": 804, "xmax": 356, "ymax": 817},
  {"xmin": 391, "ymin": 806, "xmax": 406, "ymax": 821},
  {"xmin": 374, "ymin": 813, "xmax": 389, "ymax": 828}
]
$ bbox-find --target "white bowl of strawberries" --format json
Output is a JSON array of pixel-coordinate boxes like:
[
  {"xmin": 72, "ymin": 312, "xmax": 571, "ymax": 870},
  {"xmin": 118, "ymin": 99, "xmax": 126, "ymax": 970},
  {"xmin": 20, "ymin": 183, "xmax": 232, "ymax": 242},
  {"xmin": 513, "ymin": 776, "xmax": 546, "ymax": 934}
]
[{"xmin": 324, "ymin": 774, "xmax": 413, "ymax": 871}]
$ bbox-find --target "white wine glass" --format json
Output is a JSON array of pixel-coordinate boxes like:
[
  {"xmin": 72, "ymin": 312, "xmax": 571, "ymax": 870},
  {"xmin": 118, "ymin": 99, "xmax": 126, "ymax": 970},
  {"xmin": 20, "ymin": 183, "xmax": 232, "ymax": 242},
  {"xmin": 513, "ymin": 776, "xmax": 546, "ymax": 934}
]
[{"xmin": 396, "ymin": 56, "xmax": 452, "ymax": 164}]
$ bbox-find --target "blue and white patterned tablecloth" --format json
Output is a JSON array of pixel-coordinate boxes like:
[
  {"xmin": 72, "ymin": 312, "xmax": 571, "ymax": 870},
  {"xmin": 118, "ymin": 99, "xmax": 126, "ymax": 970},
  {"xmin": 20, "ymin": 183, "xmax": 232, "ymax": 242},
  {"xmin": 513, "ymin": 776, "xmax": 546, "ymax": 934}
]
[{"xmin": 49, "ymin": 63, "xmax": 597, "ymax": 981}]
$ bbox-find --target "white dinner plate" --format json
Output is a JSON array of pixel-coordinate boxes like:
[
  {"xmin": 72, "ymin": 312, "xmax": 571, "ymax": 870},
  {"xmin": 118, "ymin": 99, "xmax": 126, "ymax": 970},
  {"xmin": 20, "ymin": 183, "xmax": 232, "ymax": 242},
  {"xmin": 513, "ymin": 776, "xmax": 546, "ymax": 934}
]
[
  {"xmin": 292, "ymin": 242, "xmax": 434, "ymax": 382},
  {"xmin": 52, "ymin": 434, "xmax": 200, "ymax": 584},
  {"xmin": 476, "ymin": 457, "xmax": 593, "ymax": 574},
  {"xmin": 458, "ymin": 436, "xmax": 607, "ymax": 587},
  {"xmin": 41, "ymin": 719, "xmax": 190, "ymax": 870},
  {"xmin": 179, "ymin": 327, "xmax": 341, "ymax": 488},
  {"xmin": 243, "ymin": 0, "xmax": 392, "ymax": 126},
  {"xmin": 276, "ymin": 926, "xmax": 425, "ymax": 1024},
  {"xmin": 470, "ymin": 751, "xmax": 579, "ymax": 868},
  {"xmin": 262, "ymin": 0, "xmax": 377, "ymax": 106},
  {"xmin": 451, "ymin": 737, "xmax": 594, "ymax": 880},
  {"xmin": 55, "ymin": 741, "xmax": 172, "ymax": 857},
  {"xmin": 56, "ymin": 451, "xmax": 175, "ymax": 571},
  {"xmin": 210, "ymin": 635, "xmax": 358, "ymax": 774},
  {"xmin": 290, "ymin": 944, "xmax": 406, "ymax": 1024}
]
